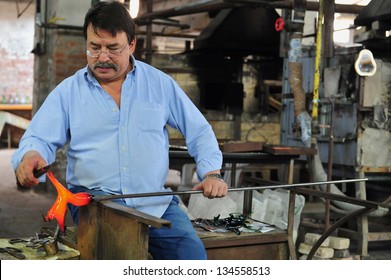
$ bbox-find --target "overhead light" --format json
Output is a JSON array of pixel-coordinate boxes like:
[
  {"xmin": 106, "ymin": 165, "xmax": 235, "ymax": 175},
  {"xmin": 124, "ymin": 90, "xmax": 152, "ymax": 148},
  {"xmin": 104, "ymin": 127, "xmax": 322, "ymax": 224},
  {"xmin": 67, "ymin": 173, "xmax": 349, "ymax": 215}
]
[
  {"xmin": 355, "ymin": 49, "xmax": 377, "ymax": 77},
  {"xmin": 129, "ymin": 0, "xmax": 139, "ymax": 18}
]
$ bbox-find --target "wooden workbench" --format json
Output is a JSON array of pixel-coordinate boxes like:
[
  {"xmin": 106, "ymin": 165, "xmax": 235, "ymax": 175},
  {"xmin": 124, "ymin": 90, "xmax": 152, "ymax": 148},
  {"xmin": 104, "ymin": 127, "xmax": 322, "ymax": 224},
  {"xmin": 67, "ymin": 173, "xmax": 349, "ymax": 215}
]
[
  {"xmin": 169, "ymin": 144, "xmax": 316, "ymax": 260},
  {"xmin": 196, "ymin": 227, "xmax": 289, "ymax": 260},
  {"xmin": 0, "ymin": 104, "xmax": 32, "ymax": 148},
  {"xmin": 40, "ymin": 143, "xmax": 315, "ymax": 260}
]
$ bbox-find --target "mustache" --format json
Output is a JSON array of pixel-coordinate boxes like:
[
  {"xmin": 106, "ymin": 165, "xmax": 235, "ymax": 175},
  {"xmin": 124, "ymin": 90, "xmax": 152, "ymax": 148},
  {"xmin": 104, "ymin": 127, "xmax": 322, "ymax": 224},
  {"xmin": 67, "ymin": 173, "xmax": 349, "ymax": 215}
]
[{"xmin": 93, "ymin": 62, "xmax": 119, "ymax": 71}]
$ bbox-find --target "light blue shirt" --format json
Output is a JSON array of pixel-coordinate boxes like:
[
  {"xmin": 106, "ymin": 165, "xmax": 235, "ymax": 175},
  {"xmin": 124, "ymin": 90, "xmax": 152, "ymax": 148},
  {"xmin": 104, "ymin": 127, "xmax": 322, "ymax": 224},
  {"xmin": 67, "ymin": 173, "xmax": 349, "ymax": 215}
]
[{"xmin": 11, "ymin": 57, "xmax": 222, "ymax": 218}]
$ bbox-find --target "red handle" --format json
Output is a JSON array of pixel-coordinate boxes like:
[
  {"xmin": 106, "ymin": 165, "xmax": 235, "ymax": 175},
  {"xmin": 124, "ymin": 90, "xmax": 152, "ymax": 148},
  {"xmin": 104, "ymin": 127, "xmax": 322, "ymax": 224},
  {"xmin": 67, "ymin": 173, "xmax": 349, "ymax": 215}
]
[{"xmin": 275, "ymin": 17, "xmax": 285, "ymax": 32}]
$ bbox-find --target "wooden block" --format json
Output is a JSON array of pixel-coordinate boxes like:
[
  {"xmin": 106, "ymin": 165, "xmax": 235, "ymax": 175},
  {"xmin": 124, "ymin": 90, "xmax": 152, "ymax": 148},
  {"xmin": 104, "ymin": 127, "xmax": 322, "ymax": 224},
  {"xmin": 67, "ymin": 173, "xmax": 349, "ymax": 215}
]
[
  {"xmin": 333, "ymin": 249, "xmax": 350, "ymax": 258},
  {"xmin": 78, "ymin": 200, "xmax": 171, "ymax": 260},
  {"xmin": 329, "ymin": 236, "xmax": 350, "ymax": 250},
  {"xmin": 304, "ymin": 233, "xmax": 330, "ymax": 247},
  {"xmin": 263, "ymin": 144, "xmax": 317, "ymax": 156},
  {"xmin": 298, "ymin": 243, "xmax": 334, "ymax": 259},
  {"xmin": 221, "ymin": 141, "xmax": 264, "ymax": 152}
]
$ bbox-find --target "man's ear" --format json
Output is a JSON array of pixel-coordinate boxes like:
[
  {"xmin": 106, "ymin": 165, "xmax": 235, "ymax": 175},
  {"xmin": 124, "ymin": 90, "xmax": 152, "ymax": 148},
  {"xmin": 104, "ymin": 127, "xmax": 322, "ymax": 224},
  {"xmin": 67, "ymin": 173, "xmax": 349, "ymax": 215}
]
[{"xmin": 129, "ymin": 38, "xmax": 137, "ymax": 53}]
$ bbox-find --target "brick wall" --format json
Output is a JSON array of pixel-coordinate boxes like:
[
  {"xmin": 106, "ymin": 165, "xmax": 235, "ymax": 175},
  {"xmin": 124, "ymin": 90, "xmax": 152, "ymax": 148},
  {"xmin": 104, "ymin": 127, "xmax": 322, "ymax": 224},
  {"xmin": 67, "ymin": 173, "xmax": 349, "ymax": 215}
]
[
  {"xmin": 0, "ymin": 49, "xmax": 34, "ymax": 104},
  {"xmin": 53, "ymin": 31, "xmax": 87, "ymax": 85},
  {"xmin": 33, "ymin": 29, "xmax": 86, "ymax": 114}
]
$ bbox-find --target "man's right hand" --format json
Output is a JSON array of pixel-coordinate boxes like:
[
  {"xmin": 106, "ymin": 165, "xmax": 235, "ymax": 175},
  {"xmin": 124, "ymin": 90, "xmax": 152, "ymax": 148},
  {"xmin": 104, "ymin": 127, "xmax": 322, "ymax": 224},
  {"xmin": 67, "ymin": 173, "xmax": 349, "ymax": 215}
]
[{"xmin": 15, "ymin": 151, "xmax": 47, "ymax": 187}]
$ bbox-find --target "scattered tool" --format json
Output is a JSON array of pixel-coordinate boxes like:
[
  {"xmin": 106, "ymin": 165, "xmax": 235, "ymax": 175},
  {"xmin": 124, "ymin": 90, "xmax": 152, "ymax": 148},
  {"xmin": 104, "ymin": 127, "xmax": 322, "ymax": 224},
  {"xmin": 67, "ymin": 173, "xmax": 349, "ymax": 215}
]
[
  {"xmin": 0, "ymin": 247, "xmax": 25, "ymax": 260},
  {"xmin": 43, "ymin": 224, "xmax": 60, "ymax": 256},
  {"xmin": 8, "ymin": 238, "xmax": 29, "ymax": 245}
]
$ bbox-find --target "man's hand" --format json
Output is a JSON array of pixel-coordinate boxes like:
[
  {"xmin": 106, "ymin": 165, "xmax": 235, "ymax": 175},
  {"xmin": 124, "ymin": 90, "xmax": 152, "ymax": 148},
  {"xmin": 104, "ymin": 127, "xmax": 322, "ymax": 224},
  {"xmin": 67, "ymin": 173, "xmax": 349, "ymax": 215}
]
[
  {"xmin": 192, "ymin": 172, "xmax": 228, "ymax": 198},
  {"xmin": 15, "ymin": 151, "xmax": 47, "ymax": 187}
]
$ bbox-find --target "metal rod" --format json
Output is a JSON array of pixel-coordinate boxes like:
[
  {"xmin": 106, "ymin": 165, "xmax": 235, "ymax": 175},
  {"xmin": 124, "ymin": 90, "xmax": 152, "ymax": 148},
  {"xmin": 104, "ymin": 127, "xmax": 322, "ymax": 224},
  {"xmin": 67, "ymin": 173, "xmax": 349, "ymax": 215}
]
[
  {"xmin": 325, "ymin": 101, "xmax": 335, "ymax": 231},
  {"xmin": 93, "ymin": 178, "xmax": 368, "ymax": 202},
  {"xmin": 295, "ymin": 187, "xmax": 391, "ymax": 209}
]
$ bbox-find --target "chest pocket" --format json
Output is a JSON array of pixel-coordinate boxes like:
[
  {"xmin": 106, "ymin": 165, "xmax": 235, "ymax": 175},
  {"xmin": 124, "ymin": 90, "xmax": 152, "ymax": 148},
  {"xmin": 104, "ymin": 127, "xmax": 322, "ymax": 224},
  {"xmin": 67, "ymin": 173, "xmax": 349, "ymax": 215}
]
[{"xmin": 130, "ymin": 101, "xmax": 165, "ymax": 133}]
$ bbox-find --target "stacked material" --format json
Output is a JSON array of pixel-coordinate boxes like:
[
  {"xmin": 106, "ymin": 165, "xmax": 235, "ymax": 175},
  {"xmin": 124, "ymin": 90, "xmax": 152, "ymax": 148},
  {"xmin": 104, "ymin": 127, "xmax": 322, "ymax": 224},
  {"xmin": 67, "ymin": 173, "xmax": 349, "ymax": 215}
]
[{"xmin": 298, "ymin": 233, "xmax": 356, "ymax": 260}]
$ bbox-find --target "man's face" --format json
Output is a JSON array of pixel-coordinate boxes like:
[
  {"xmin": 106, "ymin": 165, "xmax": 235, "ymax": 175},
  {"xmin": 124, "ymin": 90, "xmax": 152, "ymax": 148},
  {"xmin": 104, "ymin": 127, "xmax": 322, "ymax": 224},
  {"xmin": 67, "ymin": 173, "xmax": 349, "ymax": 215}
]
[{"xmin": 86, "ymin": 24, "xmax": 136, "ymax": 83}]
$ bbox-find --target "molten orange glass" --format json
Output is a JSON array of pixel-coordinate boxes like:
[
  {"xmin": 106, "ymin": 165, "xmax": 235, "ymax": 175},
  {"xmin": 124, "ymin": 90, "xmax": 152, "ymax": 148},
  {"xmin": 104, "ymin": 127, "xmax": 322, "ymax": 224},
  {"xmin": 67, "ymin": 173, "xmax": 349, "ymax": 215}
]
[{"xmin": 45, "ymin": 170, "xmax": 92, "ymax": 232}]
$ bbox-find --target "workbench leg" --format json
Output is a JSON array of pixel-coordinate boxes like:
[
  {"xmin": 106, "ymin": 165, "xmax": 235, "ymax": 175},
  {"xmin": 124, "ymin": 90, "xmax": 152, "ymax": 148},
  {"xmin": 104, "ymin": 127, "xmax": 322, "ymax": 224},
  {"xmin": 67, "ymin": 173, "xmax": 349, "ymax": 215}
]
[
  {"xmin": 288, "ymin": 159, "xmax": 294, "ymax": 184},
  {"xmin": 287, "ymin": 189, "xmax": 297, "ymax": 260},
  {"xmin": 356, "ymin": 171, "xmax": 368, "ymax": 257}
]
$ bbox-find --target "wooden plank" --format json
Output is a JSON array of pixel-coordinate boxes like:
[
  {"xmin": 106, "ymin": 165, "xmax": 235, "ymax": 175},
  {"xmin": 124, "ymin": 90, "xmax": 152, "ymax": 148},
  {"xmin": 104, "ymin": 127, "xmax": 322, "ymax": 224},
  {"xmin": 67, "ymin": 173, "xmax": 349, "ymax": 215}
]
[
  {"xmin": 99, "ymin": 200, "xmax": 171, "ymax": 229},
  {"xmin": 263, "ymin": 80, "xmax": 282, "ymax": 87},
  {"xmin": 196, "ymin": 230, "xmax": 289, "ymax": 260},
  {"xmin": 0, "ymin": 104, "xmax": 32, "ymax": 111},
  {"xmin": 263, "ymin": 144, "xmax": 317, "ymax": 156},
  {"xmin": 205, "ymin": 242, "xmax": 288, "ymax": 260},
  {"xmin": 269, "ymin": 96, "xmax": 282, "ymax": 111},
  {"xmin": 220, "ymin": 141, "xmax": 264, "ymax": 153}
]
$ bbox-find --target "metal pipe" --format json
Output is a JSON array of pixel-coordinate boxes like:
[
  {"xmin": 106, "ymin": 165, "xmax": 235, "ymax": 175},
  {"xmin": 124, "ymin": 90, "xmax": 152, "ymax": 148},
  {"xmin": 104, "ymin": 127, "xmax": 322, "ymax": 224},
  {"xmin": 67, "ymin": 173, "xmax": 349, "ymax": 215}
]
[
  {"xmin": 325, "ymin": 101, "xmax": 334, "ymax": 230},
  {"xmin": 93, "ymin": 178, "xmax": 368, "ymax": 202},
  {"xmin": 295, "ymin": 187, "xmax": 391, "ymax": 210},
  {"xmin": 323, "ymin": 0, "xmax": 335, "ymax": 58},
  {"xmin": 145, "ymin": 0, "xmax": 153, "ymax": 64},
  {"xmin": 311, "ymin": 0, "xmax": 323, "ymax": 125}
]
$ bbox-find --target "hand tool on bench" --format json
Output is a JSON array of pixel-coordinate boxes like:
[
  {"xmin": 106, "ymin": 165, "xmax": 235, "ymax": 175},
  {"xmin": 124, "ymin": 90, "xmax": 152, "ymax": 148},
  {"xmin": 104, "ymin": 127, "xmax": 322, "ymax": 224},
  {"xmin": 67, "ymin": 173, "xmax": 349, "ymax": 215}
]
[{"xmin": 0, "ymin": 247, "xmax": 26, "ymax": 259}]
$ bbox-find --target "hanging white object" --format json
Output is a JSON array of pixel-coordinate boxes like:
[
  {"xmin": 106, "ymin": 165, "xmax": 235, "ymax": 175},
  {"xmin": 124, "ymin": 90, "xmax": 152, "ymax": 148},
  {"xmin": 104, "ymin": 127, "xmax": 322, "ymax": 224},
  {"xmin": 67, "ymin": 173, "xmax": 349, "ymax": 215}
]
[{"xmin": 355, "ymin": 49, "xmax": 377, "ymax": 77}]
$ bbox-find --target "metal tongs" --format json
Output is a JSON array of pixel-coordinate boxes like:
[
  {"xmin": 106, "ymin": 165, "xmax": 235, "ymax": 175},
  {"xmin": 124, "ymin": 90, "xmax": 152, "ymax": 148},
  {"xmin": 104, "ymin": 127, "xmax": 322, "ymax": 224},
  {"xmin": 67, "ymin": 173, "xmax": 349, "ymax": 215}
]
[{"xmin": 33, "ymin": 165, "xmax": 51, "ymax": 178}]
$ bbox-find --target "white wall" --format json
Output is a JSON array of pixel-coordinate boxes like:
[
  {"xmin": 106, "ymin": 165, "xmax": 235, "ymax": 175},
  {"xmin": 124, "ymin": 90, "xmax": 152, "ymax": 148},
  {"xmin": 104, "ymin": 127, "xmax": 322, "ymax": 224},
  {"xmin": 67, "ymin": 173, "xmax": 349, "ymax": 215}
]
[
  {"xmin": 0, "ymin": 1, "xmax": 35, "ymax": 57},
  {"xmin": 46, "ymin": 0, "xmax": 91, "ymax": 27}
]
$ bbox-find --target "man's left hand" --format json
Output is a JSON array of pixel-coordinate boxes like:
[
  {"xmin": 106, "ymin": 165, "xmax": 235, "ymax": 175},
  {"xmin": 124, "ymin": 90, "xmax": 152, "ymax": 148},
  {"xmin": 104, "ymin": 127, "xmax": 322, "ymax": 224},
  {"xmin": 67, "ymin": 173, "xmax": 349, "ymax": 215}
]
[{"xmin": 192, "ymin": 175, "xmax": 228, "ymax": 198}]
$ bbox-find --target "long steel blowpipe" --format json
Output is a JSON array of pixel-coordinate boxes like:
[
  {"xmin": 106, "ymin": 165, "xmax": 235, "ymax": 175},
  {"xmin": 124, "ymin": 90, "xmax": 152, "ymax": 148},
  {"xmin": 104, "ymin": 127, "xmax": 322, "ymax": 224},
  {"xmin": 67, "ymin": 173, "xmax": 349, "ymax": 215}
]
[{"xmin": 93, "ymin": 178, "xmax": 368, "ymax": 202}]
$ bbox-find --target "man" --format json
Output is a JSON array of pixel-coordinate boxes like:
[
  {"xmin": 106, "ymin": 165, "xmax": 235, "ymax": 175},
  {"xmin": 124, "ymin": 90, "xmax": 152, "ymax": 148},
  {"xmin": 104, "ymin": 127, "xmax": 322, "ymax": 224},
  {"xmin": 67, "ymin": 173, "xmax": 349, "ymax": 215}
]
[{"xmin": 11, "ymin": 1, "xmax": 227, "ymax": 260}]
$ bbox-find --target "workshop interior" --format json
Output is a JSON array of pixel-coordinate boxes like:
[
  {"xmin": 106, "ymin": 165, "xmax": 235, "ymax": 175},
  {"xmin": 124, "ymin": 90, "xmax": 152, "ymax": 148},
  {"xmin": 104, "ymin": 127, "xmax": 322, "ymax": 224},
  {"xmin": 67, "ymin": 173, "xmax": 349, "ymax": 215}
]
[{"xmin": 0, "ymin": 0, "xmax": 391, "ymax": 260}]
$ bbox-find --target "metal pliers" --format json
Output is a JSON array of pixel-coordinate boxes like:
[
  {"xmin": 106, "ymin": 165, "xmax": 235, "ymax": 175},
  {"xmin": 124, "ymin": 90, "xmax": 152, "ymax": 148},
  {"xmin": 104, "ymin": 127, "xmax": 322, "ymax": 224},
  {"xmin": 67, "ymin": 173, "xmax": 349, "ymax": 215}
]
[{"xmin": 33, "ymin": 165, "xmax": 51, "ymax": 178}]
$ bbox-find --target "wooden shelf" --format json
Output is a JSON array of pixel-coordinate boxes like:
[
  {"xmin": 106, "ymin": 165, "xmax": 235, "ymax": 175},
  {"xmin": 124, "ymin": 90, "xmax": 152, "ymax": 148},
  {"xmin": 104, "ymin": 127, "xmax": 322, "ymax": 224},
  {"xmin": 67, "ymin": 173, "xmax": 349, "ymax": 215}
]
[{"xmin": 0, "ymin": 104, "xmax": 32, "ymax": 111}]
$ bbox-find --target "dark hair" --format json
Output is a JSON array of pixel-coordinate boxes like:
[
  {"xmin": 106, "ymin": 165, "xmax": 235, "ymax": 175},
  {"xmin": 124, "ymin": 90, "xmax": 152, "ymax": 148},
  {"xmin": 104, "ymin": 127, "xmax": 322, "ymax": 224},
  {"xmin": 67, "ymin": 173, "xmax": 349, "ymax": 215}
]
[{"xmin": 83, "ymin": 1, "xmax": 136, "ymax": 44}]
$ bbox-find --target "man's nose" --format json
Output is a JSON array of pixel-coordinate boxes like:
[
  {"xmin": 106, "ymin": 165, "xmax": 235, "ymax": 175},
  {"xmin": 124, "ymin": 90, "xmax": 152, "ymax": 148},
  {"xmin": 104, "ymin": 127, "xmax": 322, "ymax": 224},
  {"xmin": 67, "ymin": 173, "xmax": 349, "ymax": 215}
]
[{"xmin": 97, "ymin": 51, "xmax": 111, "ymax": 61}]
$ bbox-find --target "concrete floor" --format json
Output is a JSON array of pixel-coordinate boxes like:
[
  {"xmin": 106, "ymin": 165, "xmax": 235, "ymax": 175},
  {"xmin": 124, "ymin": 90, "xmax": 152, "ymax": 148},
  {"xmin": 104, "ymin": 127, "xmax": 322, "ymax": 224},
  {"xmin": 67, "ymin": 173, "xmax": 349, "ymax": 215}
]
[{"xmin": 1, "ymin": 148, "xmax": 390, "ymax": 259}]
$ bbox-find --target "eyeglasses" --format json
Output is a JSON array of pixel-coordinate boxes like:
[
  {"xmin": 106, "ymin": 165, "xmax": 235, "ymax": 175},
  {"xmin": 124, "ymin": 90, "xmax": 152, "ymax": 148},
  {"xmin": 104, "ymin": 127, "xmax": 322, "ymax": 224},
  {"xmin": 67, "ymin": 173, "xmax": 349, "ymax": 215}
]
[{"xmin": 86, "ymin": 43, "xmax": 129, "ymax": 58}]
